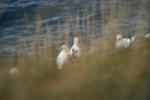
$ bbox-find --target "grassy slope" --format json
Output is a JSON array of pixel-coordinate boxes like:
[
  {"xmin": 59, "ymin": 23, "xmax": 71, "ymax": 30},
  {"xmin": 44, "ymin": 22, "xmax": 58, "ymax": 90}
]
[{"xmin": 0, "ymin": 37, "xmax": 150, "ymax": 100}]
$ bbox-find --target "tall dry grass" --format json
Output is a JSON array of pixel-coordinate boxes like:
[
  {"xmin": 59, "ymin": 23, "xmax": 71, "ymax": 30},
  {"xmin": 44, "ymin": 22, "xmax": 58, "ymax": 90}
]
[{"xmin": 0, "ymin": 0, "xmax": 150, "ymax": 100}]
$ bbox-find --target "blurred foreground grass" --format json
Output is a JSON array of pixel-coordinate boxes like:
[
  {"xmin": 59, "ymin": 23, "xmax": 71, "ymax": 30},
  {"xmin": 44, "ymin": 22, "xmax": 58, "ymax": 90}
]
[{"xmin": 0, "ymin": 36, "xmax": 150, "ymax": 100}]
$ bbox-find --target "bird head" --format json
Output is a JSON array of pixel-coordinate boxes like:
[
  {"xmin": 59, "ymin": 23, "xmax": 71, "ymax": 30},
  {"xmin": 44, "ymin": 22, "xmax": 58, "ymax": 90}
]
[
  {"xmin": 116, "ymin": 34, "xmax": 123, "ymax": 41},
  {"xmin": 60, "ymin": 44, "xmax": 70, "ymax": 52}
]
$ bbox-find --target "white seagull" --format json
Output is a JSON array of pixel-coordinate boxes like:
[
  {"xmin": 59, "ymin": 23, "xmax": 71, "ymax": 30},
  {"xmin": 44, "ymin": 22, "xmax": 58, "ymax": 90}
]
[
  {"xmin": 115, "ymin": 34, "xmax": 136, "ymax": 49},
  {"xmin": 9, "ymin": 67, "xmax": 19, "ymax": 78},
  {"xmin": 145, "ymin": 33, "xmax": 150, "ymax": 38},
  {"xmin": 56, "ymin": 44, "xmax": 70, "ymax": 70},
  {"xmin": 69, "ymin": 37, "xmax": 81, "ymax": 58}
]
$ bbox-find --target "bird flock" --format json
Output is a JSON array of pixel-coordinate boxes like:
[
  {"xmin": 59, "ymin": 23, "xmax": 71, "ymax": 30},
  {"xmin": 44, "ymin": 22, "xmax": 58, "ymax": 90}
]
[
  {"xmin": 115, "ymin": 34, "xmax": 136, "ymax": 49},
  {"xmin": 8, "ymin": 32, "xmax": 150, "ymax": 77},
  {"xmin": 116, "ymin": 33, "xmax": 150, "ymax": 49},
  {"xmin": 56, "ymin": 36, "xmax": 81, "ymax": 70},
  {"xmin": 56, "ymin": 33, "xmax": 150, "ymax": 69}
]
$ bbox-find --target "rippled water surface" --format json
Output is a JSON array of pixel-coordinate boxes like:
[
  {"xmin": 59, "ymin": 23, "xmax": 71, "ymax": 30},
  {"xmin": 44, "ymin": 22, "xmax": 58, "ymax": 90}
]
[{"xmin": 0, "ymin": 0, "xmax": 149, "ymax": 57}]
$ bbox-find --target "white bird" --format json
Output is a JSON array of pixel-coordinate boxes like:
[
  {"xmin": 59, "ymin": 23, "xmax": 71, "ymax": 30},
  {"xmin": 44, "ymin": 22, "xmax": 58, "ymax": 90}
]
[
  {"xmin": 56, "ymin": 44, "xmax": 70, "ymax": 70},
  {"xmin": 115, "ymin": 34, "xmax": 136, "ymax": 49},
  {"xmin": 145, "ymin": 33, "xmax": 150, "ymax": 38},
  {"xmin": 69, "ymin": 37, "xmax": 81, "ymax": 58},
  {"xmin": 9, "ymin": 67, "xmax": 19, "ymax": 78}
]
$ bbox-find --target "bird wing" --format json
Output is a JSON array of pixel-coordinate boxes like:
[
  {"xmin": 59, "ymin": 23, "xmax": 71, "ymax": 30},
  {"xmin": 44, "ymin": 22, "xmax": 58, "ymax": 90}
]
[
  {"xmin": 57, "ymin": 51, "xmax": 68, "ymax": 68},
  {"xmin": 70, "ymin": 45, "xmax": 81, "ymax": 57},
  {"xmin": 123, "ymin": 38, "xmax": 131, "ymax": 48}
]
